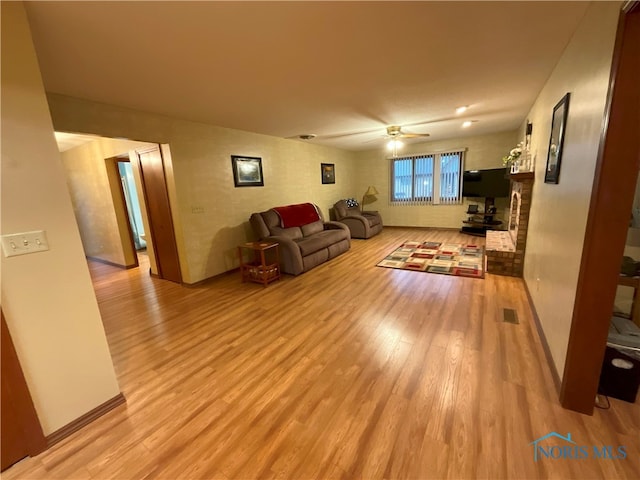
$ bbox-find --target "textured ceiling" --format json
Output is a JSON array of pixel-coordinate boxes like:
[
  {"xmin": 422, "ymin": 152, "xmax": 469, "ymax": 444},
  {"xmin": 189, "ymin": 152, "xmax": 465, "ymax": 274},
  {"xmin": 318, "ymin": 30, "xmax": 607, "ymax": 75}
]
[{"xmin": 26, "ymin": 1, "xmax": 590, "ymax": 151}]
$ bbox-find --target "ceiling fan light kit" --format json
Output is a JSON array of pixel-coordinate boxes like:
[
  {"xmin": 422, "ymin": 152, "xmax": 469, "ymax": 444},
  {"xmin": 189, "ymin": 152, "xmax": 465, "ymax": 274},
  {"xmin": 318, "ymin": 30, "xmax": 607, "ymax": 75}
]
[{"xmin": 387, "ymin": 138, "xmax": 403, "ymax": 155}]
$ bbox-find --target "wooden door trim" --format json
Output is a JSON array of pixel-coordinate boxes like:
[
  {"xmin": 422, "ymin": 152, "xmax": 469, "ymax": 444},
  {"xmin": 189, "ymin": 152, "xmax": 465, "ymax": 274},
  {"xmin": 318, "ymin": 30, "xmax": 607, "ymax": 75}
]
[
  {"xmin": 135, "ymin": 146, "xmax": 182, "ymax": 283},
  {"xmin": 560, "ymin": 3, "xmax": 640, "ymax": 414},
  {"xmin": 1, "ymin": 312, "xmax": 47, "ymax": 467},
  {"xmin": 106, "ymin": 157, "xmax": 139, "ymax": 269}
]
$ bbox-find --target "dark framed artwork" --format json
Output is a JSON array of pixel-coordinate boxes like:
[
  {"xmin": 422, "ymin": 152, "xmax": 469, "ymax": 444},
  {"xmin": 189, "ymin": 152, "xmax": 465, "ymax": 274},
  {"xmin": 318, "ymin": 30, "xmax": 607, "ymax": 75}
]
[
  {"xmin": 321, "ymin": 163, "xmax": 335, "ymax": 184},
  {"xmin": 231, "ymin": 155, "xmax": 264, "ymax": 187},
  {"xmin": 544, "ymin": 93, "xmax": 570, "ymax": 184}
]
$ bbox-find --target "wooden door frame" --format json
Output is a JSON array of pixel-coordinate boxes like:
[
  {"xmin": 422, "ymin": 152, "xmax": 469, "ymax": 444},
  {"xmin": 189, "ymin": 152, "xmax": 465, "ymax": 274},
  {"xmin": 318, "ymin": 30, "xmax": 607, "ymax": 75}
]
[
  {"xmin": 1, "ymin": 311, "xmax": 47, "ymax": 469},
  {"xmin": 105, "ymin": 156, "xmax": 139, "ymax": 269},
  {"xmin": 560, "ymin": 2, "xmax": 640, "ymax": 414},
  {"xmin": 135, "ymin": 145, "xmax": 183, "ymax": 283}
]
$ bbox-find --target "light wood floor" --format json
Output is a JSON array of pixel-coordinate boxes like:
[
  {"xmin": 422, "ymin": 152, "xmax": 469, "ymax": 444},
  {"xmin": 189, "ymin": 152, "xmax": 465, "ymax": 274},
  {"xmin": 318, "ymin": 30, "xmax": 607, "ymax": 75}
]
[{"xmin": 5, "ymin": 228, "xmax": 639, "ymax": 479}]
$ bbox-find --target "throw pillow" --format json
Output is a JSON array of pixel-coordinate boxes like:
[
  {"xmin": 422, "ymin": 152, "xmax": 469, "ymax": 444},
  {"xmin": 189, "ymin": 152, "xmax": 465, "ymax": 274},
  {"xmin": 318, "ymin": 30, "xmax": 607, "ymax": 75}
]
[{"xmin": 346, "ymin": 198, "xmax": 359, "ymax": 208}]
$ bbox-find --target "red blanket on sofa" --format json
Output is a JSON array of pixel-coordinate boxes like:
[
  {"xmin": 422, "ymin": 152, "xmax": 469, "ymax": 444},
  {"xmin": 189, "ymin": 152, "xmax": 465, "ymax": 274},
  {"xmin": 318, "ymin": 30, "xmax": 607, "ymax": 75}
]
[{"xmin": 273, "ymin": 203, "xmax": 320, "ymax": 228}]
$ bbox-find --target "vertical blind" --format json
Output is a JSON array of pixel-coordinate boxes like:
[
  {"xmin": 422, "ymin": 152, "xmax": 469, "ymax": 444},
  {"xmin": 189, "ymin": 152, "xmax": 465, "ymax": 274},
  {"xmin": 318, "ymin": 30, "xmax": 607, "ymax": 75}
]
[{"xmin": 390, "ymin": 150, "xmax": 464, "ymax": 205}]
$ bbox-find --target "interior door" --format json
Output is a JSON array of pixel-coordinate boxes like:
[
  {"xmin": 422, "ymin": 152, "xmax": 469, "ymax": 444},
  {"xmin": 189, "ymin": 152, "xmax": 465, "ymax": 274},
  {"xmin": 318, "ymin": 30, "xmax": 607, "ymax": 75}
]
[
  {"xmin": 136, "ymin": 146, "xmax": 182, "ymax": 283},
  {"xmin": 1, "ymin": 312, "xmax": 46, "ymax": 471}
]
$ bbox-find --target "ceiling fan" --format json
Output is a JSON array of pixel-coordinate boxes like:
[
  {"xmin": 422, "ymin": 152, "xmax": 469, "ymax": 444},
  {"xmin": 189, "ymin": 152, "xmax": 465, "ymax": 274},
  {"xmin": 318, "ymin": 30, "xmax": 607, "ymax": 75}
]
[
  {"xmin": 384, "ymin": 125, "xmax": 430, "ymax": 140},
  {"xmin": 290, "ymin": 124, "xmax": 431, "ymax": 150},
  {"xmin": 381, "ymin": 125, "xmax": 430, "ymax": 157}
]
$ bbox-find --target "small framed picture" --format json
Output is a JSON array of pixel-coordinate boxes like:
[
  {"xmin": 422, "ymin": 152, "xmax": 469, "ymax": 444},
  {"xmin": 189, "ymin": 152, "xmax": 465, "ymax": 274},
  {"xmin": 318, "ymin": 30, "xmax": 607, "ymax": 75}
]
[
  {"xmin": 544, "ymin": 93, "xmax": 570, "ymax": 184},
  {"xmin": 321, "ymin": 163, "xmax": 335, "ymax": 184},
  {"xmin": 231, "ymin": 155, "xmax": 264, "ymax": 187}
]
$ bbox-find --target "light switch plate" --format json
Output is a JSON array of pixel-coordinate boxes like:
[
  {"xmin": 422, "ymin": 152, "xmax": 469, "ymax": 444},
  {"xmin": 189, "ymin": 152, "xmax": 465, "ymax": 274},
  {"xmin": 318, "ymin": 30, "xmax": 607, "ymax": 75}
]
[{"xmin": 1, "ymin": 230, "xmax": 49, "ymax": 257}]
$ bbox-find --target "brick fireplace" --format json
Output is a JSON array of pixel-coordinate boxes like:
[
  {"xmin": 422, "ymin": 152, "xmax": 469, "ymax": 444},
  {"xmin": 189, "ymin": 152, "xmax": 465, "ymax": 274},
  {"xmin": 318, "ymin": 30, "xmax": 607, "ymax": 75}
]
[{"xmin": 485, "ymin": 172, "xmax": 534, "ymax": 276}]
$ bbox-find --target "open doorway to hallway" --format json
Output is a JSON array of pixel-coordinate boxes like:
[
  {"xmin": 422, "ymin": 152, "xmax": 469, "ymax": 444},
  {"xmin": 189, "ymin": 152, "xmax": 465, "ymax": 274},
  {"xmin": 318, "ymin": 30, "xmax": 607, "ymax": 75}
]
[{"xmin": 54, "ymin": 132, "xmax": 182, "ymax": 283}]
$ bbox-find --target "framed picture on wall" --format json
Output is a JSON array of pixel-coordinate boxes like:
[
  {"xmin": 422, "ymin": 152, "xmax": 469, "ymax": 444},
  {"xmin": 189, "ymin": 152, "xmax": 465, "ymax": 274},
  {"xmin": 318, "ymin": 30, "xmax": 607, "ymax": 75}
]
[
  {"xmin": 544, "ymin": 93, "xmax": 571, "ymax": 184},
  {"xmin": 231, "ymin": 155, "xmax": 264, "ymax": 187},
  {"xmin": 321, "ymin": 163, "xmax": 335, "ymax": 184}
]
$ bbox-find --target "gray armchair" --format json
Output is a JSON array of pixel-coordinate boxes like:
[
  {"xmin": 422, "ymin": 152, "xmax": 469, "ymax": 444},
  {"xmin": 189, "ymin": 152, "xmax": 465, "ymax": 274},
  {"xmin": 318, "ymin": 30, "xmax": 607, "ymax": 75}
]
[{"xmin": 333, "ymin": 199, "xmax": 383, "ymax": 239}]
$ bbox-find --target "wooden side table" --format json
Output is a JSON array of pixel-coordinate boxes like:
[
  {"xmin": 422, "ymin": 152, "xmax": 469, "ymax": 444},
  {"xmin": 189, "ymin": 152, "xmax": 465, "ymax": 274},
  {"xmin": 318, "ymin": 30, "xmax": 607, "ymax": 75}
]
[{"xmin": 238, "ymin": 242, "xmax": 281, "ymax": 287}]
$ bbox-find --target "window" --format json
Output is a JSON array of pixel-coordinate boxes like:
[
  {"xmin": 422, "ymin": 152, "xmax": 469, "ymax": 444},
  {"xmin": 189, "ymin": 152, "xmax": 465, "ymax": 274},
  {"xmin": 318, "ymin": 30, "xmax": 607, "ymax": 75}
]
[{"xmin": 390, "ymin": 150, "xmax": 464, "ymax": 205}]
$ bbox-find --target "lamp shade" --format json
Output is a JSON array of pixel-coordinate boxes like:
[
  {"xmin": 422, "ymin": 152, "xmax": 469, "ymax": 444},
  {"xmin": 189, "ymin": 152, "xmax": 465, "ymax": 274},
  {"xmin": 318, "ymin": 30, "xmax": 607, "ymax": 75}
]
[{"xmin": 365, "ymin": 186, "xmax": 379, "ymax": 196}]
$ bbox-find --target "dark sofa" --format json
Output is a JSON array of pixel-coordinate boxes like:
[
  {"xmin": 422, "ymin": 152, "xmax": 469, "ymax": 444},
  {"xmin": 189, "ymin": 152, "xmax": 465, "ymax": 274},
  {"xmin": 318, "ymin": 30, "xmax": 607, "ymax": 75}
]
[{"xmin": 249, "ymin": 203, "xmax": 350, "ymax": 275}]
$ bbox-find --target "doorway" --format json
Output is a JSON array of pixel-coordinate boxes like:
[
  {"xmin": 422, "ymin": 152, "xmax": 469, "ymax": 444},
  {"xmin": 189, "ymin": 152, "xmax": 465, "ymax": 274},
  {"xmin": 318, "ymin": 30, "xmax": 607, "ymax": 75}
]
[
  {"xmin": 57, "ymin": 136, "xmax": 183, "ymax": 284},
  {"xmin": 560, "ymin": 2, "xmax": 640, "ymax": 414},
  {"xmin": 117, "ymin": 160, "xmax": 147, "ymax": 252}
]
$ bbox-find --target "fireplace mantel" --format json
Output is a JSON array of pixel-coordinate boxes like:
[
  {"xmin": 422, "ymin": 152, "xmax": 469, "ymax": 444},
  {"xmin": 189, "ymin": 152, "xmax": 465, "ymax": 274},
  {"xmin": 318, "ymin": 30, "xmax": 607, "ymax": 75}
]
[{"xmin": 486, "ymin": 173, "xmax": 535, "ymax": 277}]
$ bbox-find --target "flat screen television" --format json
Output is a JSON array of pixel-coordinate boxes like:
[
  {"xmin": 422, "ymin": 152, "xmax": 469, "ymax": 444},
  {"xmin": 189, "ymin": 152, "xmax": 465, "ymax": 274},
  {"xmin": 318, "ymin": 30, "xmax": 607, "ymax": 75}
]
[{"xmin": 462, "ymin": 168, "xmax": 510, "ymax": 198}]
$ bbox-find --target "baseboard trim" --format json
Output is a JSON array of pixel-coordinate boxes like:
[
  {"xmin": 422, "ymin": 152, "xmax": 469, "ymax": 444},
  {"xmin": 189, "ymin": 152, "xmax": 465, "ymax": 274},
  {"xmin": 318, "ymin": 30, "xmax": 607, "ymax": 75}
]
[
  {"xmin": 384, "ymin": 225, "xmax": 460, "ymax": 231},
  {"xmin": 182, "ymin": 267, "xmax": 240, "ymax": 288},
  {"xmin": 523, "ymin": 280, "xmax": 562, "ymax": 393},
  {"xmin": 46, "ymin": 393, "xmax": 126, "ymax": 448},
  {"xmin": 86, "ymin": 256, "xmax": 137, "ymax": 270}
]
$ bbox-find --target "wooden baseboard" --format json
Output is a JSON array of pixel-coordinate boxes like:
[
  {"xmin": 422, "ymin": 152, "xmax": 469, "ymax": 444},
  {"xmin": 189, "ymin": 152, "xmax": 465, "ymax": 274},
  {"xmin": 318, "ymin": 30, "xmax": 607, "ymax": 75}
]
[
  {"xmin": 182, "ymin": 267, "xmax": 240, "ymax": 288},
  {"xmin": 46, "ymin": 393, "xmax": 126, "ymax": 448},
  {"xmin": 523, "ymin": 280, "xmax": 562, "ymax": 393},
  {"xmin": 86, "ymin": 256, "xmax": 137, "ymax": 270},
  {"xmin": 384, "ymin": 225, "xmax": 460, "ymax": 231}
]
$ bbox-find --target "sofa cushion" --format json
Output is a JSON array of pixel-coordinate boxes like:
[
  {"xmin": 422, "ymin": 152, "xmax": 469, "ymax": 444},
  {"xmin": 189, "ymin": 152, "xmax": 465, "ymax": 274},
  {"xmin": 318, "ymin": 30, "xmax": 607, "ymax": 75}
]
[
  {"xmin": 296, "ymin": 229, "xmax": 348, "ymax": 256},
  {"xmin": 273, "ymin": 203, "xmax": 320, "ymax": 228},
  {"xmin": 301, "ymin": 220, "xmax": 324, "ymax": 237},
  {"xmin": 261, "ymin": 210, "xmax": 303, "ymax": 239},
  {"xmin": 270, "ymin": 225, "xmax": 303, "ymax": 239},
  {"xmin": 334, "ymin": 201, "xmax": 347, "ymax": 219}
]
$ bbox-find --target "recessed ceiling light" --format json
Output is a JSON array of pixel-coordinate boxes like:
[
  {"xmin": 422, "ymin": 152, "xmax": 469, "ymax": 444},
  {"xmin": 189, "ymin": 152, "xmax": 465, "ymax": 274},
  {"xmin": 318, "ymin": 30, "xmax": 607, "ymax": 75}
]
[
  {"xmin": 298, "ymin": 134, "xmax": 316, "ymax": 140},
  {"xmin": 462, "ymin": 121, "xmax": 473, "ymax": 128},
  {"xmin": 456, "ymin": 106, "xmax": 468, "ymax": 114}
]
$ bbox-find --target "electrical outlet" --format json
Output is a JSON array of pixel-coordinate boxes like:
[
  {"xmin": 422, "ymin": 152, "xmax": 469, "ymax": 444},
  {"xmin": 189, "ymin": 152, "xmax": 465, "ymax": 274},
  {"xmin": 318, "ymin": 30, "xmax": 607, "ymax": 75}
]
[
  {"xmin": 1, "ymin": 230, "xmax": 49, "ymax": 257},
  {"xmin": 191, "ymin": 206, "xmax": 205, "ymax": 214}
]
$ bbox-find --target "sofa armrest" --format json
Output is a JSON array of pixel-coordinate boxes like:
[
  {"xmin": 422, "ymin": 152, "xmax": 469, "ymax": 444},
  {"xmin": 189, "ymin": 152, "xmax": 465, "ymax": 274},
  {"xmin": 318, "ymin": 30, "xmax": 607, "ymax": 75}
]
[
  {"xmin": 264, "ymin": 235, "xmax": 304, "ymax": 275},
  {"xmin": 340, "ymin": 214, "xmax": 367, "ymax": 222},
  {"xmin": 362, "ymin": 210, "xmax": 383, "ymax": 227},
  {"xmin": 337, "ymin": 217, "xmax": 369, "ymax": 238},
  {"xmin": 323, "ymin": 221, "xmax": 349, "ymax": 232}
]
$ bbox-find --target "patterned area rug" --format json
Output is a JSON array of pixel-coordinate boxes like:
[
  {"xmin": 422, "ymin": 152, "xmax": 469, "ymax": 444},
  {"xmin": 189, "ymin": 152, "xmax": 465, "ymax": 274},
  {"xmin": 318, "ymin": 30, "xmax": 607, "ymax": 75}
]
[{"xmin": 377, "ymin": 241, "xmax": 485, "ymax": 278}]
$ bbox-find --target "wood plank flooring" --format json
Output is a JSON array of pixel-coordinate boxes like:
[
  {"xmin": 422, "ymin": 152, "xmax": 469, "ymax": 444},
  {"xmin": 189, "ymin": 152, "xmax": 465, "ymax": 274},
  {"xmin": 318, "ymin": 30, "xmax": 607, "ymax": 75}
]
[{"xmin": 5, "ymin": 228, "xmax": 639, "ymax": 479}]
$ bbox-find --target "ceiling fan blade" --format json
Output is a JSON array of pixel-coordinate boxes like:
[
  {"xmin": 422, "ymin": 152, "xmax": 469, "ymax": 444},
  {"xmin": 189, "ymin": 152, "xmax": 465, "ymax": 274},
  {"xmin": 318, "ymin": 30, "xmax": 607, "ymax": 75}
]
[
  {"xmin": 400, "ymin": 133, "xmax": 430, "ymax": 138},
  {"xmin": 286, "ymin": 127, "xmax": 383, "ymax": 141}
]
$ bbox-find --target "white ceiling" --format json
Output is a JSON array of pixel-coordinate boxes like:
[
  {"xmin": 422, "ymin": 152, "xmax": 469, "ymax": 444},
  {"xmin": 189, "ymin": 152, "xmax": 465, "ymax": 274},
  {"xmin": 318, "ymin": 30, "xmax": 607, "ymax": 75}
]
[{"xmin": 26, "ymin": 1, "xmax": 590, "ymax": 151}]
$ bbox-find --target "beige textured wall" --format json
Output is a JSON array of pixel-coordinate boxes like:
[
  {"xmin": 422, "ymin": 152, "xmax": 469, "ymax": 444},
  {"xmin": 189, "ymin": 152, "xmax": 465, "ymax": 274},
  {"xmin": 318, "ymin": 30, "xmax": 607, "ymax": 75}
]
[
  {"xmin": 47, "ymin": 95, "xmax": 358, "ymax": 283},
  {"xmin": 1, "ymin": 2, "xmax": 120, "ymax": 434},
  {"xmin": 352, "ymin": 130, "xmax": 518, "ymax": 228},
  {"xmin": 60, "ymin": 137, "xmax": 154, "ymax": 266},
  {"xmin": 522, "ymin": 1, "xmax": 620, "ymax": 378}
]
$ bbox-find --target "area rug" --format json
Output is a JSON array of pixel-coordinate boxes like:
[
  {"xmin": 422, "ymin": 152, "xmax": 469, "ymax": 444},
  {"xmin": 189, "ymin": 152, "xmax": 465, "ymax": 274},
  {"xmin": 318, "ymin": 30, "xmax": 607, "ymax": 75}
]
[{"xmin": 377, "ymin": 241, "xmax": 485, "ymax": 278}]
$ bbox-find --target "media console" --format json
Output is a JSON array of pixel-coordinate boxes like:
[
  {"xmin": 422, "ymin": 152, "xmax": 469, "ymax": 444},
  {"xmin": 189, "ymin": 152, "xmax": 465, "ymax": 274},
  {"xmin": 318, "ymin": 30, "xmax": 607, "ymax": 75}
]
[{"xmin": 461, "ymin": 197, "xmax": 502, "ymax": 237}]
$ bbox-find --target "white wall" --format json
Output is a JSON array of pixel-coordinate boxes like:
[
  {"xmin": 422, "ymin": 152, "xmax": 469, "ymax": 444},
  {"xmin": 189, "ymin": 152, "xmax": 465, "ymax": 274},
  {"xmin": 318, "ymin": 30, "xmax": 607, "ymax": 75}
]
[
  {"xmin": 1, "ymin": 2, "xmax": 121, "ymax": 434},
  {"xmin": 353, "ymin": 130, "xmax": 518, "ymax": 228},
  {"xmin": 522, "ymin": 1, "xmax": 620, "ymax": 378},
  {"xmin": 47, "ymin": 95, "xmax": 359, "ymax": 284}
]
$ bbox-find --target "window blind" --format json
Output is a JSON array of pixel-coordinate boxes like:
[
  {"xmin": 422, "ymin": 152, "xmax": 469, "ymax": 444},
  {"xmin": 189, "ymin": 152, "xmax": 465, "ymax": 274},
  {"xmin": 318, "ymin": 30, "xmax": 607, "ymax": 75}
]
[{"xmin": 390, "ymin": 150, "xmax": 464, "ymax": 205}]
